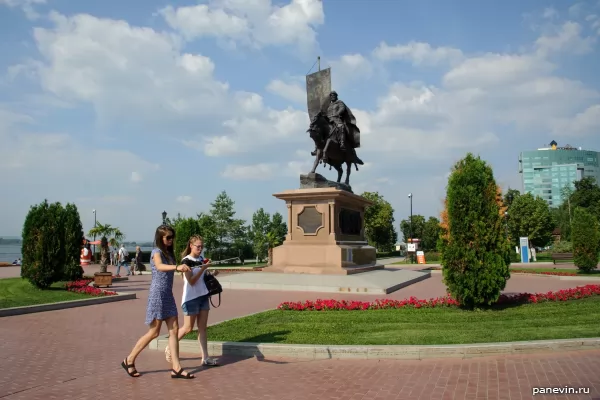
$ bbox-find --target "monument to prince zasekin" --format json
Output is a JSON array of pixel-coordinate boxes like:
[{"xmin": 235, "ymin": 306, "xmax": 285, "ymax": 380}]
[{"xmin": 269, "ymin": 63, "xmax": 383, "ymax": 275}]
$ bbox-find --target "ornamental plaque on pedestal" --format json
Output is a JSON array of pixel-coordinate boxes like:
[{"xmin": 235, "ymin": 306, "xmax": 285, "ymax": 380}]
[{"xmin": 269, "ymin": 187, "xmax": 383, "ymax": 275}]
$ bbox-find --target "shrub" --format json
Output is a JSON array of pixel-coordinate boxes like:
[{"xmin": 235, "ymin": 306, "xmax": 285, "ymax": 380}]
[
  {"xmin": 21, "ymin": 200, "xmax": 85, "ymax": 288},
  {"xmin": 21, "ymin": 200, "xmax": 65, "ymax": 288},
  {"xmin": 62, "ymin": 203, "xmax": 84, "ymax": 281},
  {"xmin": 572, "ymin": 208, "xmax": 599, "ymax": 273},
  {"xmin": 424, "ymin": 251, "xmax": 441, "ymax": 262},
  {"xmin": 439, "ymin": 153, "xmax": 511, "ymax": 308},
  {"xmin": 552, "ymin": 241, "xmax": 573, "ymax": 253}
]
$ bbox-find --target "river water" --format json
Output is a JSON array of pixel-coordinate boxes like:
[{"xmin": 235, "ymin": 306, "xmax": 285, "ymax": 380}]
[{"xmin": 0, "ymin": 244, "xmax": 154, "ymax": 263}]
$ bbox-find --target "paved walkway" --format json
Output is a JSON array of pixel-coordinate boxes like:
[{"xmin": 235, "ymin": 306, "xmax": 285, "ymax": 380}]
[{"xmin": 1, "ymin": 267, "xmax": 599, "ymax": 399}]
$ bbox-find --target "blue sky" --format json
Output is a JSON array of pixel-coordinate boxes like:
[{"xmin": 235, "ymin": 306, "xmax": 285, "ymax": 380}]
[{"xmin": 1, "ymin": 0, "xmax": 599, "ymax": 241}]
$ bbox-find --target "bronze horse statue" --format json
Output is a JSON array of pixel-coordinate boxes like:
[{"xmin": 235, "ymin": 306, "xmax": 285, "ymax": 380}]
[{"xmin": 307, "ymin": 111, "xmax": 364, "ymax": 185}]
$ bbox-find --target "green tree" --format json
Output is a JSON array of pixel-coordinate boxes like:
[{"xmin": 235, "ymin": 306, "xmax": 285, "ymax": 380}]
[
  {"xmin": 270, "ymin": 212, "xmax": 287, "ymax": 243},
  {"xmin": 399, "ymin": 215, "xmax": 426, "ymax": 243},
  {"xmin": 361, "ymin": 191, "xmax": 397, "ymax": 252},
  {"xmin": 208, "ymin": 191, "xmax": 245, "ymax": 260},
  {"xmin": 21, "ymin": 200, "xmax": 68, "ymax": 288},
  {"xmin": 507, "ymin": 193, "xmax": 555, "ymax": 248},
  {"xmin": 570, "ymin": 177, "xmax": 600, "ymax": 223},
  {"xmin": 196, "ymin": 212, "xmax": 218, "ymax": 258},
  {"xmin": 572, "ymin": 207, "xmax": 599, "ymax": 272},
  {"xmin": 440, "ymin": 153, "xmax": 511, "ymax": 309},
  {"xmin": 173, "ymin": 217, "xmax": 202, "ymax": 260},
  {"xmin": 250, "ymin": 208, "xmax": 271, "ymax": 262},
  {"xmin": 62, "ymin": 203, "xmax": 84, "ymax": 281},
  {"xmin": 422, "ymin": 217, "xmax": 441, "ymax": 252},
  {"xmin": 503, "ymin": 188, "xmax": 520, "ymax": 209}
]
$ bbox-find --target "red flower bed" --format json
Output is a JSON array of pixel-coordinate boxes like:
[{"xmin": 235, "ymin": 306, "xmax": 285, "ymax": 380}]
[
  {"xmin": 64, "ymin": 279, "xmax": 117, "ymax": 296},
  {"xmin": 277, "ymin": 285, "xmax": 600, "ymax": 311},
  {"xmin": 511, "ymin": 269, "xmax": 577, "ymax": 276}
]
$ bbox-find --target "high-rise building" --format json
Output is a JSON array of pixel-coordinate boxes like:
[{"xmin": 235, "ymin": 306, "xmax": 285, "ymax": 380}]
[{"xmin": 519, "ymin": 140, "xmax": 600, "ymax": 208}]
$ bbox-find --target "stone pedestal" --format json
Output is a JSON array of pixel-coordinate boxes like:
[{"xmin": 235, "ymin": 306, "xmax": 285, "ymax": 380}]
[{"xmin": 270, "ymin": 187, "xmax": 383, "ymax": 275}]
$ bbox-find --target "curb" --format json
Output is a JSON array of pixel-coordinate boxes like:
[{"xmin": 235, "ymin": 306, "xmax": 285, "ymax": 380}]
[
  {"xmin": 424, "ymin": 269, "xmax": 600, "ymax": 281},
  {"xmin": 150, "ymin": 337, "xmax": 600, "ymax": 360},
  {"xmin": 0, "ymin": 291, "xmax": 136, "ymax": 317}
]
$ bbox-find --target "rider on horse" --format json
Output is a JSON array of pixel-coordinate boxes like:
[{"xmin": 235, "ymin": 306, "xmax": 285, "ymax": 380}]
[{"xmin": 311, "ymin": 91, "xmax": 360, "ymax": 157}]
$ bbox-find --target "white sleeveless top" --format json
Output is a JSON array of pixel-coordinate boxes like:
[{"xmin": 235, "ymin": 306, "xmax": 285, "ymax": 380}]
[{"xmin": 181, "ymin": 255, "xmax": 208, "ymax": 305}]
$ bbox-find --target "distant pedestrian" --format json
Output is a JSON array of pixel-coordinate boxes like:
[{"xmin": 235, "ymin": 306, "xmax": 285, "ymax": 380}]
[
  {"xmin": 116, "ymin": 244, "xmax": 131, "ymax": 277},
  {"xmin": 121, "ymin": 225, "xmax": 194, "ymax": 379}
]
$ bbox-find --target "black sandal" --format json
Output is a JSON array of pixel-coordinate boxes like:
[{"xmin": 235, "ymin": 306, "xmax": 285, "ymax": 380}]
[
  {"xmin": 171, "ymin": 368, "xmax": 195, "ymax": 379},
  {"xmin": 121, "ymin": 358, "xmax": 140, "ymax": 378}
]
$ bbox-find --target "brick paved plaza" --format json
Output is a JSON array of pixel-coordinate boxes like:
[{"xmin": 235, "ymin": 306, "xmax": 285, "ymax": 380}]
[{"xmin": 1, "ymin": 265, "xmax": 599, "ymax": 399}]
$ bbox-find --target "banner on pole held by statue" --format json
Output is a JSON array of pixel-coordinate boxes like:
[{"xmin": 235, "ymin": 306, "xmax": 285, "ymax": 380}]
[{"xmin": 306, "ymin": 68, "xmax": 331, "ymax": 121}]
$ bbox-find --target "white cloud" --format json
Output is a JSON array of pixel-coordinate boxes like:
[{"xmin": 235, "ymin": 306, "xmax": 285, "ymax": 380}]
[
  {"xmin": 221, "ymin": 163, "xmax": 278, "ymax": 179},
  {"xmin": 176, "ymin": 196, "xmax": 192, "ymax": 203},
  {"xmin": 534, "ymin": 21, "xmax": 596, "ymax": 56},
  {"xmin": 373, "ymin": 41, "xmax": 464, "ymax": 66},
  {"xmin": 552, "ymin": 104, "xmax": 600, "ymax": 137},
  {"xmin": 159, "ymin": 0, "xmax": 324, "ymax": 55},
  {"xmin": 266, "ymin": 79, "xmax": 306, "ymax": 104},
  {"xmin": 130, "ymin": 172, "xmax": 142, "ymax": 183},
  {"xmin": 0, "ymin": 0, "xmax": 45, "ymax": 19}
]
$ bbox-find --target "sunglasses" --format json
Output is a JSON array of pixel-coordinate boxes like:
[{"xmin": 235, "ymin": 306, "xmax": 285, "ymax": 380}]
[
  {"xmin": 192, "ymin": 244, "xmax": 203, "ymax": 249},
  {"xmin": 164, "ymin": 235, "xmax": 174, "ymax": 240}
]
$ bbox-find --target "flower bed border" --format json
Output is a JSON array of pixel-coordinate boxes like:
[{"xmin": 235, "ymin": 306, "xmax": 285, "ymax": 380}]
[
  {"xmin": 277, "ymin": 285, "xmax": 600, "ymax": 311},
  {"xmin": 0, "ymin": 280, "xmax": 135, "ymax": 317}
]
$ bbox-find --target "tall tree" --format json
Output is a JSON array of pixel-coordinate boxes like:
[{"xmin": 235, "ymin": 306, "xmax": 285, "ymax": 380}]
[
  {"xmin": 507, "ymin": 193, "xmax": 555, "ymax": 248},
  {"xmin": 208, "ymin": 191, "xmax": 245, "ymax": 260},
  {"xmin": 62, "ymin": 203, "xmax": 84, "ymax": 281},
  {"xmin": 270, "ymin": 212, "xmax": 287, "ymax": 243},
  {"xmin": 361, "ymin": 191, "xmax": 398, "ymax": 252},
  {"xmin": 503, "ymin": 188, "xmax": 520, "ymax": 209},
  {"xmin": 570, "ymin": 177, "xmax": 600, "ymax": 221},
  {"xmin": 440, "ymin": 153, "xmax": 511, "ymax": 308},
  {"xmin": 250, "ymin": 208, "xmax": 271, "ymax": 261},
  {"xmin": 400, "ymin": 215, "xmax": 426, "ymax": 244},
  {"xmin": 571, "ymin": 207, "xmax": 599, "ymax": 272},
  {"xmin": 173, "ymin": 216, "xmax": 201, "ymax": 260},
  {"xmin": 422, "ymin": 217, "xmax": 442, "ymax": 252},
  {"xmin": 196, "ymin": 212, "xmax": 218, "ymax": 257}
]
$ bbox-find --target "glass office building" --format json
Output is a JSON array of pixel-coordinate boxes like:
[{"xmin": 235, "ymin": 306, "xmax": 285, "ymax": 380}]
[{"xmin": 519, "ymin": 141, "xmax": 600, "ymax": 208}]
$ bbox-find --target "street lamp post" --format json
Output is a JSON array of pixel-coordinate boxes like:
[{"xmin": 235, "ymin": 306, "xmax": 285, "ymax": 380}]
[
  {"xmin": 408, "ymin": 193, "xmax": 413, "ymax": 264},
  {"xmin": 162, "ymin": 210, "xmax": 167, "ymax": 225},
  {"xmin": 92, "ymin": 209, "xmax": 97, "ymax": 260},
  {"xmin": 504, "ymin": 211, "xmax": 509, "ymax": 241}
]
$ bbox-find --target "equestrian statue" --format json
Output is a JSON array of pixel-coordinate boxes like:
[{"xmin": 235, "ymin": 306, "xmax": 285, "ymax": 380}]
[{"xmin": 307, "ymin": 90, "xmax": 364, "ymax": 186}]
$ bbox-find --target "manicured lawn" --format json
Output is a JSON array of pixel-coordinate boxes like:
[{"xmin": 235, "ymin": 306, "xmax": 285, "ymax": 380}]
[
  {"xmin": 183, "ymin": 297, "xmax": 600, "ymax": 345},
  {"xmin": 0, "ymin": 277, "xmax": 96, "ymax": 309}
]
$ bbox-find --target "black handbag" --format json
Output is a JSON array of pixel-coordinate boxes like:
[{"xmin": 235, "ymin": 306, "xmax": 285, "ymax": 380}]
[{"xmin": 203, "ymin": 271, "xmax": 222, "ymax": 308}]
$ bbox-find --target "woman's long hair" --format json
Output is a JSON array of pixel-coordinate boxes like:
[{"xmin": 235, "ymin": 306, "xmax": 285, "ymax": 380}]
[
  {"xmin": 179, "ymin": 235, "xmax": 203, "ymax": 278},
  {"xmin": 180, "ymin": 235, "xmax": 204, "ymax": 260},
  {"xmin": 154, "ymin": 225, "xmax": 176, "ymax": 264}
]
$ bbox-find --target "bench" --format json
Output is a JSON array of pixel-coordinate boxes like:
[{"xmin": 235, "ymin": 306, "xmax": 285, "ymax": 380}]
[{"xmin": 552, "ymin": 253, "xmax": 573, "ymax": 264}]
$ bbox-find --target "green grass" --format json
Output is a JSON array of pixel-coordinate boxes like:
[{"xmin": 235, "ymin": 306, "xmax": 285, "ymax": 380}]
[
  {"xmin": 510, "ymin": 268, "xmax": 600, "ymax": 276},
  {"xmin": 183, "ymin": 297, "xmax": 600, "ymax": 345},
  {"xmin": 0, "ymin": 277, "xmax": 95, "ymax": 309}
]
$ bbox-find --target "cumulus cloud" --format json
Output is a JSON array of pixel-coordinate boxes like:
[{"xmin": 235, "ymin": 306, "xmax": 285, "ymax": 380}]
[{"xmin": 159, "ymin": 0, "xmax": 324, "ymax": 55}]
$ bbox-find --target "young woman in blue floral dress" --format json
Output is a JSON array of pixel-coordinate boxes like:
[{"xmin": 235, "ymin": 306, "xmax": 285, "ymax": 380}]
[{"xmin": 121, "ymin": 225, "xmax": 195, "ymax": 379}]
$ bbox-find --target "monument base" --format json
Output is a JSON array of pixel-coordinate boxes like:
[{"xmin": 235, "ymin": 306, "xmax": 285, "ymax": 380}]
[{"xmin": 271, "ymin": 185, "xmax": 382, "ymax": 275}]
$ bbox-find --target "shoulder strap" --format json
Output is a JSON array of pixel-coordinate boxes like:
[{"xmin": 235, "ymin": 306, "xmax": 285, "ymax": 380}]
[{"xmin": 209, "ymin": 293, "xmax": 221, "ymax": 308}]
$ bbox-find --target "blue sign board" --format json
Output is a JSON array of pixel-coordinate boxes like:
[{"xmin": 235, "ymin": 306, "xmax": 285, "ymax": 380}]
[{"xmin": 519, "ymin": 237, "xmax": 529, "ymax": 263}]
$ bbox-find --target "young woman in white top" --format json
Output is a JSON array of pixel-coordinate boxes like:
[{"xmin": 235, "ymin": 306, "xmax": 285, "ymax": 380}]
[{"xmin": 164, "ymin": 235, "xmax": 219, "ymax": 366}]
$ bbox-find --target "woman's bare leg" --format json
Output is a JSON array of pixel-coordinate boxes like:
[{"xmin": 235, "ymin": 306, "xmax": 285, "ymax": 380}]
[
  {"xmin": 165, "ymin": 315, "xmax": 197, "ymax": 362},
  {"xmin": 197, "ymin": 310, "xmax": 210, "ymax": 362},
  {"xmin": 165, "ymin": 316, "xmax": 193, "ymax": 377},
  {"xmin": 124, "ymin": 319, "xmax": 162, "ymax": 376}
]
